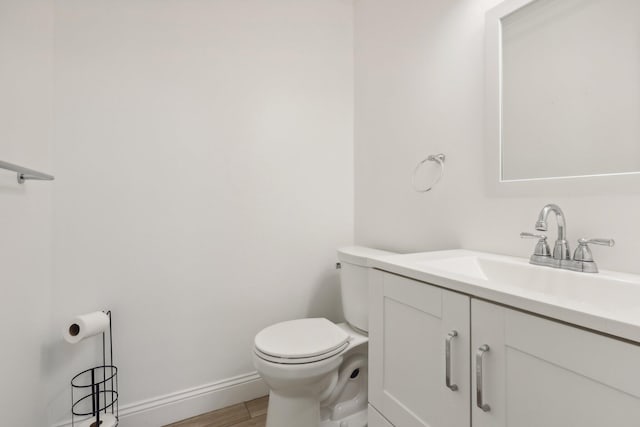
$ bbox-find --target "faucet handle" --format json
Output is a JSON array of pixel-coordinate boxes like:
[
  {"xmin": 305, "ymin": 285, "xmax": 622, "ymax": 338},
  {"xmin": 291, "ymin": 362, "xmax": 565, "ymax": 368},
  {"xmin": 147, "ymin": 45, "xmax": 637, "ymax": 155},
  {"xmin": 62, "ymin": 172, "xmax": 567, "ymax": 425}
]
[
  {"xmin": 578, "ymin": 238, "xmax": 615, "ymax": 247},
  {"xmin": 520, "ymin": 232, "xmax": 551, "ymax": 257},
  {"xmin": 573, "ymin": 238, "xmax": 615, "ymax": 262},
  {"xmin": 520, "ymin": 232, "xmax": 547, "ymax": 240}
]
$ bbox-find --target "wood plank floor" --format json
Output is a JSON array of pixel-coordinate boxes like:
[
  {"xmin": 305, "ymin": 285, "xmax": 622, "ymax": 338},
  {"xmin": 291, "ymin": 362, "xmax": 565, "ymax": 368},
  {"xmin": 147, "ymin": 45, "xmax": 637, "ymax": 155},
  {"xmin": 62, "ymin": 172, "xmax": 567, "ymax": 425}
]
[{"xmin": 164, "ymin": 396, "xmax": 268, "ymax": 427}]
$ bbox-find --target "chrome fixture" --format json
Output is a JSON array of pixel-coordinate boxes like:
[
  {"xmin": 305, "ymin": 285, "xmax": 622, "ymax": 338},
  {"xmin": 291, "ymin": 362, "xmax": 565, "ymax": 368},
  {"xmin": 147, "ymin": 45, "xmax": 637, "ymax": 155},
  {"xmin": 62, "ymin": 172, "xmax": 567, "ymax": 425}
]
[
  {"xmin": 573, "ymin": 238, "xmax": 615, "ymax": 263},
  {"xmin": 412, "ymin": 153, "xmax": 445, "ymax": 192},
  {"xmin": 520, "ymin": 232, "xmax": 551, "ymax": 257},
  {"xmin": 535, "ymin": 204, "xmax": 570, "ymax": 260},
  {"xmin": 445, "ymin": 330, "xmax": 458, "ymax": 392},
  {"xmin": 0, "ymin": 160, "xmax": 54, "ymax": 184},
  {"xmin": 521, "ymin": 204, "xmax": 614, "ymax": 273},
  {"xmin": 475, "ymin": 344, "xmax": 490, "ymax": 412}
]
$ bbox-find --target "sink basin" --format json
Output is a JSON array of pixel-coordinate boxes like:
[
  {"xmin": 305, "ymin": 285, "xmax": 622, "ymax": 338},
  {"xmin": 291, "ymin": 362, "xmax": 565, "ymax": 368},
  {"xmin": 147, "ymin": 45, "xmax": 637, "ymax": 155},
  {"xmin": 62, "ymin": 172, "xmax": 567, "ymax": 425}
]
[{"xmin": 371, "ymin": 250, "xmax": 640, "ymax": 342}]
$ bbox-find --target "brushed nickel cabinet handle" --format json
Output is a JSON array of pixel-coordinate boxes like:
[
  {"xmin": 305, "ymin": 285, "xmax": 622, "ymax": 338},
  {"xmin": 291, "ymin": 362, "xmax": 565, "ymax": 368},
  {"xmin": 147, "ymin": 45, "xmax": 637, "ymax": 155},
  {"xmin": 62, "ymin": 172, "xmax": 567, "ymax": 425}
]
[
  {"xmin": 476, "ymin": 344, "xmax": 491, "ymax": 412},
  {"xmin": 445, "ymin": 330, "xmax": 459, "ymax": 391}
]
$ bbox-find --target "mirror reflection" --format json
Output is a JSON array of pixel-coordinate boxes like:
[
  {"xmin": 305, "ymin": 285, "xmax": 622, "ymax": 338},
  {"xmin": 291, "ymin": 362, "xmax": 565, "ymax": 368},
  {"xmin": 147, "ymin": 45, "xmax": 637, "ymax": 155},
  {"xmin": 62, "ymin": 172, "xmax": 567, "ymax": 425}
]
[{"xmin": 500, "ymin": 0, "xmax": 640, "ymax": 181}]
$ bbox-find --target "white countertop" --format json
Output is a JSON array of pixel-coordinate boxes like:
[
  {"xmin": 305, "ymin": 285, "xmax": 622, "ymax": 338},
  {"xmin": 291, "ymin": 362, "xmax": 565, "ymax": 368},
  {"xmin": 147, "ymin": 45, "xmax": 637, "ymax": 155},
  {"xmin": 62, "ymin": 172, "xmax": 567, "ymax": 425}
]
[{"xmin": 370, "ymin": 249, "xmax": 640, "ymax": 344}]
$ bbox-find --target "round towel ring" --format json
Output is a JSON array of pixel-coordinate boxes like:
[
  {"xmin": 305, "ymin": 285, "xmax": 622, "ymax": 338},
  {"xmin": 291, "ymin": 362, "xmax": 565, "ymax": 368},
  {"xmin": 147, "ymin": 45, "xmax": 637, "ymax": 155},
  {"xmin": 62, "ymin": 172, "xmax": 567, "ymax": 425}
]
[{"xmin": 412, "ymin": 153, "xmax": 445, "ymax": 192}]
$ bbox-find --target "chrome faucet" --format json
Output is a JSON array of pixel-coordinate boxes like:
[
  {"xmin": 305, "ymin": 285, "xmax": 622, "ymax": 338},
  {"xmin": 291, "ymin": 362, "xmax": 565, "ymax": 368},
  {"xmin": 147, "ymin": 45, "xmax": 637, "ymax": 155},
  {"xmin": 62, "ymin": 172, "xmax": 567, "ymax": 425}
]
[
  {"xmin": 534, "ymin": 204, "xmax": 570, "ymax": 261},
  {"xmin": 521, "ymin": 204, "xmax": 615, "ymax": 273}
]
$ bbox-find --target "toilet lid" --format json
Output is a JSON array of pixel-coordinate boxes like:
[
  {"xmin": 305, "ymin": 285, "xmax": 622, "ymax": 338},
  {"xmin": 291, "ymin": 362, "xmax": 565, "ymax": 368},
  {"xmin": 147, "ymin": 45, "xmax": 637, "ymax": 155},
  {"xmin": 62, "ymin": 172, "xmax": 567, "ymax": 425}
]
[{"xmin": 254, "ymin": 318, "xmax": 350, "ymax": 359}]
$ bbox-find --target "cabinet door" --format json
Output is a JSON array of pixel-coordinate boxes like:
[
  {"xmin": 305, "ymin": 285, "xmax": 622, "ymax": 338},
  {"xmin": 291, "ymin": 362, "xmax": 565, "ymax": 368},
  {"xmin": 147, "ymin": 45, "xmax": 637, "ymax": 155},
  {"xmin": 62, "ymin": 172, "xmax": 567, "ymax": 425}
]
[
  {"xmin": 472, "ymin": 299, "xmax": 640, "ymax": 427},
  {"xmin": 369, "ymin": 404, "xmax": 394, "ymax": 427},
  {"xmin": 369, "ymin": 271, "xmax": 470, "ymax": 427}
]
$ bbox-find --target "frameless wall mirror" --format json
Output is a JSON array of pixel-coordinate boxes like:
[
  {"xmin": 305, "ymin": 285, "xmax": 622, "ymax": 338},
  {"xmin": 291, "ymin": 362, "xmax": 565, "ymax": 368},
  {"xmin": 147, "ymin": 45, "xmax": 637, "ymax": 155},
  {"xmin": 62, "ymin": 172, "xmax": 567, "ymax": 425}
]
[{"xmin": 485, "ymin": 0, "xmax": 640, "ymax": 195}]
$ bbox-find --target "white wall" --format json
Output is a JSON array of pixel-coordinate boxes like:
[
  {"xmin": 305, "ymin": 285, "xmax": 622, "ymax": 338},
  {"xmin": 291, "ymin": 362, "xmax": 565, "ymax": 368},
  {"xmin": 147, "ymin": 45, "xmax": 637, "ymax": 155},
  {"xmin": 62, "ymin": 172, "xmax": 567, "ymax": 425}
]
[
  {"xmin": 354, "ymin": 0, "xmax": 640, "ymax": 274},
  {"xmin": 48, "ymin": 0, "xmax": 354, "ymax": 424},
  {"xmin": 0, "ymin": 0, "xmax": 53, "ymax": 425}
]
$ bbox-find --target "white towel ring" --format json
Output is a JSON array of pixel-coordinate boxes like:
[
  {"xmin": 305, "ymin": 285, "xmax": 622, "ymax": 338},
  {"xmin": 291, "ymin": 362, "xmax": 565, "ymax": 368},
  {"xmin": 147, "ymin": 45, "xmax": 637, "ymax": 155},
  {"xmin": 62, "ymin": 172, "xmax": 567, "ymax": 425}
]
[{"xmin": 412, "ymin": 153, "xmax": 445, "ymax": 192}]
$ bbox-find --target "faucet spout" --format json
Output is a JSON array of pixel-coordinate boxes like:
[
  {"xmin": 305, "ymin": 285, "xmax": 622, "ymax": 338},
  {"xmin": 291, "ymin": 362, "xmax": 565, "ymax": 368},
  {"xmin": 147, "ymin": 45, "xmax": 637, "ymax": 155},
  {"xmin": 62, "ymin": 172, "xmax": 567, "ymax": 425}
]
[
  {"xmin": 536, "ymin": 204, "xmax": 570, "ymax": 260},
  {"xmin": 536, "ymin": 204, "xmax": 566, "ymax": 240}
]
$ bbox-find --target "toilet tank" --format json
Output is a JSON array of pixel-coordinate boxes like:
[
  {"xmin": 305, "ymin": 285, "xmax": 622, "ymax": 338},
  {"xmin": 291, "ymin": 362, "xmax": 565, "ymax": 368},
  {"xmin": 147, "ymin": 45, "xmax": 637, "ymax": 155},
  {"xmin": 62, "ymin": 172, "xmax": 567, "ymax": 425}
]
[{"xmin": 337, "ymin": 246, "xmax": 395, "ymax": 333}]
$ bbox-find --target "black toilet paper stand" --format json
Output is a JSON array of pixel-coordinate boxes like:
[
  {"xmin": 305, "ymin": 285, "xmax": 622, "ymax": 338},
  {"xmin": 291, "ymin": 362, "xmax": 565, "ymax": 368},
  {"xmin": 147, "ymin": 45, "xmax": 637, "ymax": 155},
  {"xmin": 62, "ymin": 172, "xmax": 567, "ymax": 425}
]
[{"xmin": 71, "ymin": 311, "xmax": 119, "ymax": 427}]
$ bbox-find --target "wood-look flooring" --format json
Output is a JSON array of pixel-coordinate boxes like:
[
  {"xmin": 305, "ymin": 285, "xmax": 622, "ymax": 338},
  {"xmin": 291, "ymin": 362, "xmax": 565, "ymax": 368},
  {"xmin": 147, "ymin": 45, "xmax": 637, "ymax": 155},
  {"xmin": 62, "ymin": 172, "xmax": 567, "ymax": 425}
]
[{"xmin": 164, "ymin": 396, "xmax": 268, "ymax": 427}]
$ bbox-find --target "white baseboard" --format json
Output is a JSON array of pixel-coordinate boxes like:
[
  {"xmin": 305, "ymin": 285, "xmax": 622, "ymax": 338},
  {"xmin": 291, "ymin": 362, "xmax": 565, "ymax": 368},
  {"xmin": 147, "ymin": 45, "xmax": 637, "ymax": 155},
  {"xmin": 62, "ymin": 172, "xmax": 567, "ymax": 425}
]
[{"xmin": 53, "ymin": 371, "xmax": 268, "ymax": 427}]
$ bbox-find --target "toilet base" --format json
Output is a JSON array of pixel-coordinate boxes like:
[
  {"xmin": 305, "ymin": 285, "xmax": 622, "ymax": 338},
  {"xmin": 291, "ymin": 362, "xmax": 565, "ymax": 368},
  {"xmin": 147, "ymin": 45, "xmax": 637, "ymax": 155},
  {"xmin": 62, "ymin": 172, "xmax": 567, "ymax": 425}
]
[
  {"xmin": 256, "ymin": 323, "xmax": 369, "ymax": 427},
  {"xmin": 265, "ymin": 393, "xmax": 368, "ymax": 427},
  {"xmin": 319, "ymin": 408, "xmax": 367, "ymax": 427},
  {"xmin": 266, "ymin": 390, "xmax": 321, "ymax": 427}
]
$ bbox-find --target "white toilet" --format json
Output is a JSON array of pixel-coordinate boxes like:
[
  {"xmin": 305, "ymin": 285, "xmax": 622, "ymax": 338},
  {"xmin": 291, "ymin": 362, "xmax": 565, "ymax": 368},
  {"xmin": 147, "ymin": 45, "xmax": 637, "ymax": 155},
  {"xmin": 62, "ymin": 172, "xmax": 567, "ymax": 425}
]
[{"xmin": 253, "ymin": 246, "xmax": 393, "ymax": 427}]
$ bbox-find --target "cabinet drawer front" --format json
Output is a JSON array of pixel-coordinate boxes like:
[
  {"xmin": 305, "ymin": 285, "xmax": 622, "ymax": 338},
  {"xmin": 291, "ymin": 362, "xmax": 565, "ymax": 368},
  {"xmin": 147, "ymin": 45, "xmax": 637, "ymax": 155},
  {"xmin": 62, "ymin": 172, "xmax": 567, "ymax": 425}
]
[
  {"xmin": 383, "ymin": 272, "xmax": 442, "ymax": 316},
  {"xmin": 370, "ymin": 271, "xmax": 470, "ymax": 427},
  {"xmin": 472, "ymin": 299, "xmax": 640, "ymax": 427}
]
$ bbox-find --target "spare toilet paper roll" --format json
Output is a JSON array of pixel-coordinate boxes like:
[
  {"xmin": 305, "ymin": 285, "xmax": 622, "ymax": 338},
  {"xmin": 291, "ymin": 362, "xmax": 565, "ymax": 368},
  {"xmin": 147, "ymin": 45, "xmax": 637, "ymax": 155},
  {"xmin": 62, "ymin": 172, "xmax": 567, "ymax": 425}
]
[{"xmin": 64, "ymin": 311, "xmax": 110, "ymax": 344}]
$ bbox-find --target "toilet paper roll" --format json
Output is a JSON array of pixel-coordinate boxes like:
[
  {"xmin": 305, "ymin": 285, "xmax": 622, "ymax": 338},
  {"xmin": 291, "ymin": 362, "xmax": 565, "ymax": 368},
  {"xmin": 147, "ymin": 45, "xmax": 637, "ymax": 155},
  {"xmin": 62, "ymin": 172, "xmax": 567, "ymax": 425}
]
[
  {"xmin": 64, "ymin": 311, "xmax": 110, "ymax": 344},
  {"xmin": 78, "ymin": 413, "xmax": 117, "ymax": 427}
]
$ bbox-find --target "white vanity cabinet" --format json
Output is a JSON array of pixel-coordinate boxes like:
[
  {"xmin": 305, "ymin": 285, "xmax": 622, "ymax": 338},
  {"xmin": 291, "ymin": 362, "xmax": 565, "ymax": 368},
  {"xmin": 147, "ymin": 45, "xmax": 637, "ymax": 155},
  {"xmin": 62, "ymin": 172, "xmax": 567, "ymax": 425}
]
[
  {"xmin": 368, "ymin": 405, "xmax": 393, "ymax": 427},
  {"xmin": 369, "ymin": 271, "xmax": 471, "ymax": 427},
  {"xmin": 472, "ymin": 299, "xmax": 640, "ymax": 427},
  {"xmin": 369, "ymin": 270, "xmax": 640, "ymax": 427}
]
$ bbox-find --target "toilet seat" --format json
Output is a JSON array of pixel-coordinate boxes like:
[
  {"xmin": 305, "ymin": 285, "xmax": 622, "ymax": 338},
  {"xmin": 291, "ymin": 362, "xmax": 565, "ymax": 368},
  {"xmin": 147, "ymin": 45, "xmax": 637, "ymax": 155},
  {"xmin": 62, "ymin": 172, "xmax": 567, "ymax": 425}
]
[
  {"xmin": 255, "ymin": 341, "xmax": 349, "ymax": 364},
  {"xmin": 254, "ymin": 318, "xmax": 350, "ymax": 365}
]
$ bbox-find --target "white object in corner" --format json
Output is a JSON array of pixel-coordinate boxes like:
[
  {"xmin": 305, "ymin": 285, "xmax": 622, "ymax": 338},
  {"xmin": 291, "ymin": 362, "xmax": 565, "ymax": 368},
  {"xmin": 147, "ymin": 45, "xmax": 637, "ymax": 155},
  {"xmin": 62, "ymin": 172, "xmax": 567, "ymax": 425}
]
[{"xmin": 253, "ymin": 246, "xmax": 394, "ymax": 427}]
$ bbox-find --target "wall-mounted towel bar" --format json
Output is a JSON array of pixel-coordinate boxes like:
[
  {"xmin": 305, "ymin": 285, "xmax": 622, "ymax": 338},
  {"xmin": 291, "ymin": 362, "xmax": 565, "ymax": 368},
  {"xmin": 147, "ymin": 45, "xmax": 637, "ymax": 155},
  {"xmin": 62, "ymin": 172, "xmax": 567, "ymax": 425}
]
[{"xmin": 0, "ymin": 160, "xmax": 54, "ymax": 184}]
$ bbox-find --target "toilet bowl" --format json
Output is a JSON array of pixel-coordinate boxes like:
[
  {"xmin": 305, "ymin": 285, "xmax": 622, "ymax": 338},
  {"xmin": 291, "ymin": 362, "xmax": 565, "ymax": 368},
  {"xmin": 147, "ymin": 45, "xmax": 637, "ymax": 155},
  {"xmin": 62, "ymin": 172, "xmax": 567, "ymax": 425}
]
[
  {"xmin": 253, "ymin": 247, "xmax": 394, "ymax": 427},
  {"xmin": 254, "ymin": 320, "xmax": 368, "ymax": 427}
]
